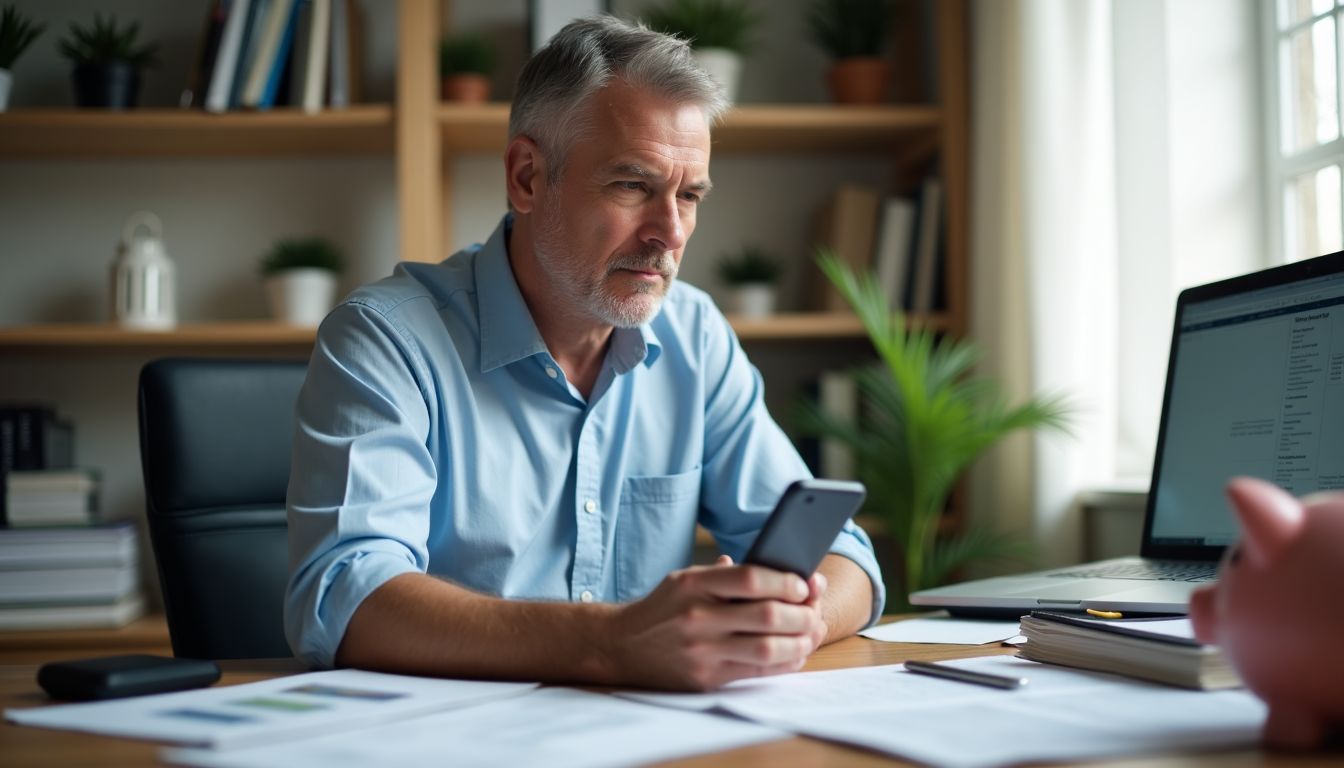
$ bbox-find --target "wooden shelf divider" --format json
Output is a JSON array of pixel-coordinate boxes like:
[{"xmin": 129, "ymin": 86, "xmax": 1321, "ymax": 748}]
[
  {"xmin": 0, "ymin": 106, "xmax": 394, "ymax": 158},
  {"xmin": 438, "ymin": 103, "xmax": 942, "ymax": 154}
]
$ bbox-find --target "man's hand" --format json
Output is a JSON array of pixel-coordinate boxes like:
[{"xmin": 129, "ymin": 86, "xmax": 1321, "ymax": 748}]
[{"xmin": 604, "ymin": 557, "xmax": 828, "ymax": 691}]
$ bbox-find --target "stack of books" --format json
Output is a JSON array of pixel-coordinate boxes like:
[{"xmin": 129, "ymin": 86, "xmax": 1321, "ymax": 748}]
[
  {"xmin": 0, "ymin": 522, "xmax": 144, "ymax": 630},
  {"xmin": 1017, "ymin": 610, "xmax": 1241, "ymax": 690},
  {"xmin": 4, "ymin": 469, "xmax": 99, "ymax": 527}
]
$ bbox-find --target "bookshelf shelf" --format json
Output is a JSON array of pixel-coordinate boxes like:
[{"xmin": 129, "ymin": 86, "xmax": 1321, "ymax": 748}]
[
  {"xmin": 0, "ymin": 106, "xmax": 394, "ymax": 158},
  {"xmin": 438, "ymin": 103, "xmax": 943, "ymax": 154},
  {"xmin": 0, "ymin": 313, "xmax": 950, "ymax": 350}
]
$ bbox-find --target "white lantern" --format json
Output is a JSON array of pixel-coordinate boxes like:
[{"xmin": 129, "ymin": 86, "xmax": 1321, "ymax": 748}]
[{"xmin": 110, "ymin": 211, "xmax": 177, "ymax": 330}]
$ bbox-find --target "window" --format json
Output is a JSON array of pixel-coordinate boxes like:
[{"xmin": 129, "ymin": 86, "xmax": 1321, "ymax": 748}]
[{"xmin": 1268, "ymin": 0, "xmax": 1344, "ymax": 262}]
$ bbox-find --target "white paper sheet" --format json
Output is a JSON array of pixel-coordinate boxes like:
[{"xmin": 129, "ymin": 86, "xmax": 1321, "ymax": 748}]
[
  {"xmin": 619, "ymin": 656, "xmax": 1266, "ymax": 768},
  {"xmin": 5, "ymin": 669, "xmax": 536, "ymax": 749},
  {"xmin": 163, "ymin": 687, "xmax": 789, "ymax": 768},
  {"xmin": 859, "ymin": 615, "xmax": 1023, "ymax": 645}
]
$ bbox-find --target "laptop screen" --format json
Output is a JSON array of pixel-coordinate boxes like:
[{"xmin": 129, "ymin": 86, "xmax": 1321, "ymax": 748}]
[{"xmin": 1143, "ymin": 251, "xmax": 1344, "ymax": 559}]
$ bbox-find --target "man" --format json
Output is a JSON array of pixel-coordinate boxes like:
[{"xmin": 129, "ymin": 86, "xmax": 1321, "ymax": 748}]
[{"xmin": 285, "ymin": 15, "xmax": 884, "ymax": 691}]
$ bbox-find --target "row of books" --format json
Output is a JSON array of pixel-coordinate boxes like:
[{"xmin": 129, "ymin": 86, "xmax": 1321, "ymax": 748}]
[
  {"xmin": 1, "ymin": 405, "xmax": 75, "ymax": 523},
  {"xmin": 812, "ymin": 179, "xmax": 944, "ymax": 315},
  {"xmin": 182, "ymin": 0, "xmax": 363, "ymax": 114},
  {"xmin": 0, "ymin": 522, "xmax": 145, "ymax": 631}
]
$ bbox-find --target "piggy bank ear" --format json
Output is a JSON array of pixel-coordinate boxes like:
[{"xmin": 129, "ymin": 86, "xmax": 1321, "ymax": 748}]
[{"xmin": 1225, "ymin": 477, "xmax": 1303, "ymax": 567}]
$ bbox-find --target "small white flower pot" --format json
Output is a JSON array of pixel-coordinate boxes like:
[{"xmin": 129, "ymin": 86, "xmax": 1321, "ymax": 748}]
[
  {"xmin": 692, "ymin": 48, "xmax": 742, "ymax": 105},
  {"xmin": 730, "ymin": 284, "xmax": 776, "ymax": 318},
  {"xmin": 265, "ymin": 269, "xmax": 338, "ymax": 326},
  {"xmin": 0, "ymin": 69, "xmax": 12, "ymax": 112}
]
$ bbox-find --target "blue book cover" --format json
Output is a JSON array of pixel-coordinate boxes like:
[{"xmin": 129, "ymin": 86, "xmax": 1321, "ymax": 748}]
[{"xmin": 258, "ymin": 0, "xmax": 303, "ymax": 109}]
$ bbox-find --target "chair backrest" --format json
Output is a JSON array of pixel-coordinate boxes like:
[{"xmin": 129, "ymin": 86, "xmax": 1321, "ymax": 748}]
[{"xmin": 138, "ymin": 358, "xmax": 306, "ymax": 659}]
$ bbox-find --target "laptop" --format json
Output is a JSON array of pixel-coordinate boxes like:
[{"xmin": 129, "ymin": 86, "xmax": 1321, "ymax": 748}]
[{"xmin": 910, "ymin": 249, "xmax": 1344, "ymax": 617}]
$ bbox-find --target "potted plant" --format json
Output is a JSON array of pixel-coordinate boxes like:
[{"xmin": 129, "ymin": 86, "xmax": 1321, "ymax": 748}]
[
  {"xmin": 260, "ymin": 237, "xmax": 344, "ymax": 326},
  {"xmin": 797, "ymin": 252, "xmax": 1071, "ymax": 609},
  {"xmin": 717, "ymin": 245, "xmax": 782, "ymax": 318},
  {"xmin": 808, "ymin": 0, "xmax": 891, "ymax": 105},
  {"xmin": 58, "ymin": 12, "xmax": 158, "ymax": 109},
  {"xmin": 0, "ymin": 4, "xmax": 44, "ymax": 112},
  {"xmin": 439, "ymin": 33, "xmax": 494, "ymax": 103},
  {"xmin": 645, "ymin": 0, "xmax": 760, "ymax": 105}
]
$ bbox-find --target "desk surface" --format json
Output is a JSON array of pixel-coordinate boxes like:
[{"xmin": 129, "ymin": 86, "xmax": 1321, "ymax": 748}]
[{"xmin": 0, "ymin": 626, "xmax": 1329, "ymax": 767}]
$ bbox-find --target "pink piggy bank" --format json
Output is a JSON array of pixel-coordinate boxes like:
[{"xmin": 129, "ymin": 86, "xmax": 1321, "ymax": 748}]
[{"xmin": 1190, "ymin": 477, "xmax": 1344, "ymax": 749}]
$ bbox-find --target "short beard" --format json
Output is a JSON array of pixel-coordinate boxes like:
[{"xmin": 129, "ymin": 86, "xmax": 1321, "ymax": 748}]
[{"xmin": 533, "ymin": 206, "xmax": 678, "ymax": 328}]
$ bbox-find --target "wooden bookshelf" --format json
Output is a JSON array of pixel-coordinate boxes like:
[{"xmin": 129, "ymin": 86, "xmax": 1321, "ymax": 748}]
[
  {"xmin": 0, "ymin": 106, "xmax": 394, "ymax": 158},
  {"xmin": 438, "ymin": 103, "xmax": 942, "ymax": 155},
  {"xmin": 0, "ymin": 313, "xmax": 950, "ymax": 350}
]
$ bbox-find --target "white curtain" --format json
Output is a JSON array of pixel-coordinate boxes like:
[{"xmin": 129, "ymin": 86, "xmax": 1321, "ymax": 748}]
[
  {"xmin": 967, "ymin": 0, "xmax": 1265, "ymax": 568},
  {"xmin": 968, "ymin": 0, "xmax": 1119, "ymax": 568}
]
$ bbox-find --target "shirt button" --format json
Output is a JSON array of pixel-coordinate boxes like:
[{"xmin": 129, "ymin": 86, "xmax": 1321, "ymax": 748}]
[
  {"xmin": 584, "ymin": 499, "xmax": 597, "ymax": 514},
  {"xmin": 545, "ymin": 366, "xmax": 558, "ymax": 379},
  {"xmin": 579, "ymin": 590, "xmax": 594, "ymax": 603}
]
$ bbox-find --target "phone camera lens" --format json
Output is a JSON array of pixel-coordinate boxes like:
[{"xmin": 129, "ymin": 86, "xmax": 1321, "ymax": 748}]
[{"xmin": 805, "ymin": 495, "xmax": 814, "ymax": 504}]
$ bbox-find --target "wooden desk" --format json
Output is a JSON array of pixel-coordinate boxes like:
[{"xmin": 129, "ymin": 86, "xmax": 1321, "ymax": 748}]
[{"xmin": 0, "ymin": 628, "xmax": 1328, "ymax": 767}]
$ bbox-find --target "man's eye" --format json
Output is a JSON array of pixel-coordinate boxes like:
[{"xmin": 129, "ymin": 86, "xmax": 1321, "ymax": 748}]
[
  {"xmin": 680, "ymin": 192, "xmax": 702, "ymax": 204},
  {"xmin": 617, "ymin": 181, "xmax": 643, "ymax": 192}
]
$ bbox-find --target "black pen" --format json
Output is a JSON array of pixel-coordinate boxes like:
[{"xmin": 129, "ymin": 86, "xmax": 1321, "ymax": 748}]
[{"xmin": 904, "ymin": 660, "xmax": 1028, "ymax": 690}]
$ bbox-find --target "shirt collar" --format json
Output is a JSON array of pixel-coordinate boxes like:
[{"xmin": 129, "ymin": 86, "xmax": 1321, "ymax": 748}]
[{"xmin": 475, "ymin": 215, "xmax": 664, "ymax": 374}]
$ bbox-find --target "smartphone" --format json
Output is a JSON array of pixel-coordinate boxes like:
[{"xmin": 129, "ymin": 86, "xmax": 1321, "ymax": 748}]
[
  {"xmin": 742, "ymin": 478, "xmax": 866, "ymax": 579},
  {"xmin": 37, "ymin": 654, "xmax": 221, "ymax": 701}
]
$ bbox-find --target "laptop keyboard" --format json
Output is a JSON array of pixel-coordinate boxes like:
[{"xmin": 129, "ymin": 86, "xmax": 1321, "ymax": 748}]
[{"xmin": 1047, "ymin": 560, "xmax": 1217, "ymax": 583}]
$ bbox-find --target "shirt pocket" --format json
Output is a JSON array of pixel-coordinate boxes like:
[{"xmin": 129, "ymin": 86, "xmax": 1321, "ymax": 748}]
[{"xmin": 614, "ymin": 466, "xmax": 702, "ymax": 602}]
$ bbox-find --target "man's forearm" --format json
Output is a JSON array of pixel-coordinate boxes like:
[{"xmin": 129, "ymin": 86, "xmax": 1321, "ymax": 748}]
[
  {"xmin": 817, "ymin": 554, "xmax": 875, "ymax": 645},
  {"xmin": 335, "ymin": 573, "xmax": 621, "ymax": 684}
]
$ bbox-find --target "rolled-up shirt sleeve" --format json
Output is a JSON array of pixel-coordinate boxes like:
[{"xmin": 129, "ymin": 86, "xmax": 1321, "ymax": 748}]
[
  {"xmin": 284, "ymin": 299, "xmax": 439, "ymax": 668},
  {"xmin": 695, "ymin": 303, "xmax": 886, "ymax": 627}
]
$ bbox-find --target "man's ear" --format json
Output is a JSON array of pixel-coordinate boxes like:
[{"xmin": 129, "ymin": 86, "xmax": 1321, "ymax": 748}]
[{"xmin": 505, "ymin": 135, "xmax": 544, "ymax": 214}]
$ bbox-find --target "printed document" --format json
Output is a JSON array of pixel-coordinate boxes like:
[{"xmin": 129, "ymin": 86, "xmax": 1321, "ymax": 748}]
[
  {"xmin": 619, "ymin": 656, "xmax": 1266, "ymax": 768},
  {"xmin": 163, "ymin": 687, "xmax": 788, "ymax": 768},
  {"xmin": 860, "ymin": 614, "xmax": 1022, "ymax": 645},
  {"xmin": 5, "ymin": 669, "xmax": 536, "ymax": 749}
]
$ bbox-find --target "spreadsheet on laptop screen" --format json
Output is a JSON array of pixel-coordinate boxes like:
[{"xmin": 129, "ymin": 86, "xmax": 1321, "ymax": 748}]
[{"xmin": 1151, "ymin": 271, "xmax": 1344, "ymax": 547}]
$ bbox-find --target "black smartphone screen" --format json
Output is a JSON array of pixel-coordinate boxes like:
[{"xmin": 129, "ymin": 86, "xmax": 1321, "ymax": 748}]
[{"xmin": 742, "ymin": 478, "xmax": 866, "ymax": 578}]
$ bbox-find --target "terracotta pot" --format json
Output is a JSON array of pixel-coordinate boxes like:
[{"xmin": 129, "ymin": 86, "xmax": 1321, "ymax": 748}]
[
  {"xmin": 441, "ymin": 74, "xmax": 489, "ymax": 103},
  {"xmin": 826, "ymin": 57, "xmax": 890, "ymax": 106}
]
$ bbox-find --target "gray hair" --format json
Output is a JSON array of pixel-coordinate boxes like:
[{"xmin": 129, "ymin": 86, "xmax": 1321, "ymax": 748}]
[{"xmin": 509, "ymin": 15, "xmax": 729, "ymax": 179}]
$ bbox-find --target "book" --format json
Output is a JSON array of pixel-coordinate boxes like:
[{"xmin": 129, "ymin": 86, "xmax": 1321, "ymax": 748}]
[
  {"xmin": 818, "ymin": 371, "xmax": 859, "ymax": 480},
  {"xmin": 288, "ymin": 0, "xmax": 330, "ymax": 113},
  {"xmin": 241, "ymin": 0, "xmax": 298, "ymax": 109},
  {"xmin": 0, "ymin": 521, "xmax": 136, "ymax": 569},
  {"xmin": 4, "ymin": 469, "xmax": 99, "ymax": 527},
  {"xmin": 872, "ymin": 196, "xmax": 916, "ymax": 312},
  {"xmin": 811, "ymin": 184, "xmax": 881, "ymax": 312},
  {"xmin": 909, "ymin": 177, "xmax": 944, "ymax": 315},
  {"xmin": 205, "ymin": 0, "xmax": 254, "ymax": 112},
  {"xmin": 0, "ymin": 405, "xmax": 73, "ymax": 471},
  {"xmin": 1017, "ymin": 610, "xmax": 1241, "ymax": 690},
  {"xmin": 328, "ymin": 0, "xmax": 356, "ymax": 107},
  {"xmin": 230, "ymin": 0, "xmax": 273, "ymax": 108},
  {"xmin": 181, "ymin": 0, "xmax": 231, "ymax": 108},
  {"xmin": 0, "ymin": 592, "xmax": 145, "ymax": 631},
  {"xmin": 0, "ymin": 563, "xmax": 137, "ymax": 603}
]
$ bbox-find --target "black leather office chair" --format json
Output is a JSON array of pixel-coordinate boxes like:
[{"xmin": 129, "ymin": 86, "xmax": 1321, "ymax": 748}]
[{"xmin": 138, "ymin": 358, "xmax": 306, "ymax": 659}]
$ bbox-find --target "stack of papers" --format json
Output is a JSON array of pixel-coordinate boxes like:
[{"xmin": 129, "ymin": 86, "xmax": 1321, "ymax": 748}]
[{"xmin": 1017, "ymin": 611, "xmax": 1241, "ymax": 690}]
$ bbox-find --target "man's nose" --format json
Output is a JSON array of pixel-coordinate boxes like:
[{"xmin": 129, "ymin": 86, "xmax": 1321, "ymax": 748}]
[{"xmin": 639, "ymin": 195, "xmax": 687, "ymax": 253}]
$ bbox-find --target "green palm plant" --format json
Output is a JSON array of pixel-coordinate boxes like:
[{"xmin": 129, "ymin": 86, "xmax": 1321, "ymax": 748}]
[
  {"xmin": 798, "ymin": 252, "xmax": 1071, "ymax": 607},
  {"xmin": 0, "ymin": 4, "xmax": 45, "ymax": 70}
]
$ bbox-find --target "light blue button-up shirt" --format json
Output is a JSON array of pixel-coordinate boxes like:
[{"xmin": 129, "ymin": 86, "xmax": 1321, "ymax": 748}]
[{"xmin": 284, "ymin": 216, "xmax": 885, "ymax": 667}]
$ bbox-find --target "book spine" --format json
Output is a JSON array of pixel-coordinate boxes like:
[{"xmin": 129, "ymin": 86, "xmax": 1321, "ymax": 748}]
[
  {"xmin": 301, "ymin": 0, "xmax": 330, "ymax": 113},
  {"xmin": 205, "ymin": 0, "xmax": 253, "ymax": 113},
  {"xmin": 327, "ymin": 0, "xmax": 349, "ymax": 108},
  {"xmin": 258, "ymin": 0, "xmax": 302, "ymax": 109},
  {"xmin": 243, "ymin": 0, "xmax": 296, "ymax": 108}
]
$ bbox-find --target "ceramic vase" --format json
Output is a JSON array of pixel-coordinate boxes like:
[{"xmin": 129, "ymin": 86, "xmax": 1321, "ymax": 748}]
[{"xmin": 266, "ymin": 269, "xmax": 338, "ymax": 326}]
